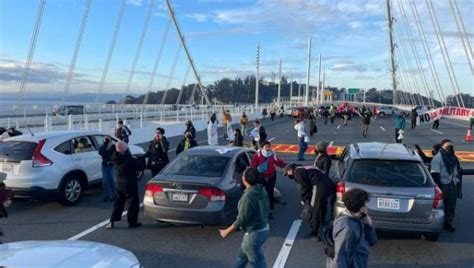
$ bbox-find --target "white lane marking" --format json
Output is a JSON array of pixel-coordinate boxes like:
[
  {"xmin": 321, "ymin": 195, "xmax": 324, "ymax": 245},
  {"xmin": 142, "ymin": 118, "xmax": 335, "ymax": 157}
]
[
  {"xmin": 443, "ymin": 120, "xmax": 470, "ymax": 128},
  {"xmin": 68, "ymin": 203, "xmax": 145, "ymax": 240},
  {"xmin": 380, "ymin": 126, "xmax": 386, "ymax": 132},
  {"xmin": 273, "ymin": 219, "xmax": 303, "ymax": 268},
  {"xmin": 329, "ymin": 141, "xmax": 334, "ymax": 147},
  {"xmin": 268, "ymin": 137, "xmax": 276, "ymax": 142},
  {"xmin": 430, "ymin": 129, "xmax": 444, "ymax": 135},
  {"xmin": 336, "ymin": 124, "xmax": 340, "ymax": 130}
]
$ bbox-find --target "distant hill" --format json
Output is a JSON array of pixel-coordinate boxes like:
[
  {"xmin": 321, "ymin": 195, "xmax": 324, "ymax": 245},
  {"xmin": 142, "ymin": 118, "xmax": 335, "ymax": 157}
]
[{"xmin": 0, "ymin": 92, "xmax": 137, "ymax": 104}]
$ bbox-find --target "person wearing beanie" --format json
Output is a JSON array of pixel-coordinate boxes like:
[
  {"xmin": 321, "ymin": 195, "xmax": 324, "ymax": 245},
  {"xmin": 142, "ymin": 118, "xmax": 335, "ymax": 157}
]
[
  {"xmin": 107, "ymin": 140, "xmax": 141, "ymax": 229},
  {"xmin": 176, "ymin": 131, "xmax": 198, "ymax": 155},
  {"xmin": 314, "ymin": 141, "xmax": 332, "ymax": 174},
  {"xmin": 146, "ymin": 128, "xmax": 170, "ymax": 177}
]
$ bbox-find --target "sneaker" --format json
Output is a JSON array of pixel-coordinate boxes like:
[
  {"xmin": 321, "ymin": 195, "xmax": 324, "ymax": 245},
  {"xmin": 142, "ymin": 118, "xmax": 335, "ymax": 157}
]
[
  {"xmin": 105, "ymin": 221, "xmax": 114, "ymax": 229},
  {"xmin": 129, "ymin": 222, "xmax": 142, "ymax": 228}
]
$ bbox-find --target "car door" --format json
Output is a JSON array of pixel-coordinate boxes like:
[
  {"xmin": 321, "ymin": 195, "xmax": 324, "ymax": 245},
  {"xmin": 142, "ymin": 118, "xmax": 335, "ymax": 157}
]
[{"xmin": 71, "ymin": 136, "xmax": 102, "ymax": 182}]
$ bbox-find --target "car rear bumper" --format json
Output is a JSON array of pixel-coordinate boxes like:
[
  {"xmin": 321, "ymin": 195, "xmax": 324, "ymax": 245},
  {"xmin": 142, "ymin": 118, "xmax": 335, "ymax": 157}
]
[
  {"xmin": 9, "ymin": 186, "xmax": 59, "ymax": 200},
  {"xmin": 143, "ymin": 197, "xmax": 235, "ymax": 225}
]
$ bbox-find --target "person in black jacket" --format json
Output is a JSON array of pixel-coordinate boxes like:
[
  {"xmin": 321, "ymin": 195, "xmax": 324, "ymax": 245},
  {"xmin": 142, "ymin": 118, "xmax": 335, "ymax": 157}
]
[
  {"xmin": 106, "ymin": 141, "xmax": 141, "ymax": 229},
  {"xmin": 284, "ymin": 164, "xmax": 336, "ymax": 240},
  {"xmin": 184, "ymin": 120, "xmax": 196, "ymax": 139},
  {"xmin": 414, "ymin": 143, "xmax": 441, "ymax": 165},
  {"xmin": 411, "ymin": 108, "xmax": 418, "ymax": 129},
  {"xmin": 146, "ymin": 127, "xmax": 170, "ymax": 177},
  {"xmin": 115, "ymin": 119, "xmax": 131, "ymax": 143},
  {"xmin": 176, "ymin": 132, "xmax": 198, "ymax": 155},
  {"xmin": 231, "ymin": 128, "xmax": 244, "ymax": 147},
  {"xmin": 98, "ymin": 136, "xmax": 116, "ymax": 202},
  {"xmin": 314, "ymin": 141, "xmax": 331, "ymax": 174}
]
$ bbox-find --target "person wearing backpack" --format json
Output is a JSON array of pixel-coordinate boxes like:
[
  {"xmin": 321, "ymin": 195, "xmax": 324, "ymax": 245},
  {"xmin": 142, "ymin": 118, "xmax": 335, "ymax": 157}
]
[
  {"xmin": 328, "ymin": 188, "xmax": 377, "ymax": 268},
  {"xmin": 115, "ymin": 119, "xmax": 132, "ymax": 143},
  {"xmin": 250, "ymin": 141, "xmax": 285, "ymax": 219},
  {"xmin": 283, "ymin": 164, "xmax": 335, "ymax": 241}
]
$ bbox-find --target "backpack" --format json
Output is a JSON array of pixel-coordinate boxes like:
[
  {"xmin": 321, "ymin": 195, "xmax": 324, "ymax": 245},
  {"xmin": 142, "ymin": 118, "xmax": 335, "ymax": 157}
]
[
  {"xmin": 321, "ymin": 217, "xmax": 363, "ymax": 259},
  {"xmin": 257, "ymin": 156, "xmax": 271, "ymax": 174}
]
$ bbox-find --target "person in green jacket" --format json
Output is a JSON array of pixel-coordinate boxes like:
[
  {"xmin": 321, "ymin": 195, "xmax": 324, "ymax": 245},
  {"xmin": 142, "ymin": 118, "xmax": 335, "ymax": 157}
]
[
  {"xmin": 220, "ymin": 168, "xmax": 270, "ymax": 268},
  {"xmin": 393, "ymin": 110, "xmax": 406, "ymax": 143}
]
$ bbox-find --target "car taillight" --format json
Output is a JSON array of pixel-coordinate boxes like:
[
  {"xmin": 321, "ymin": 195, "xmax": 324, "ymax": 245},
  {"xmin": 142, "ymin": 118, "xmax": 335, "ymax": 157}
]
[
  {"xmin": 433, "ymin": 186, "xmax": 443, "ymax": 209},
  {"xmin": 145, "ymin": 184, "xmax": 164, "ymax": 197},
  {"xmin": 336, "ymin": 181, "xmax": 345, "ymax": 200},
  {"xmin": 32, "ymin": 139, "xmax": 52, "ymax": 168},
  {"xmin": 198, "ymin": 188, "xmax": 226, "ymax": 202}
]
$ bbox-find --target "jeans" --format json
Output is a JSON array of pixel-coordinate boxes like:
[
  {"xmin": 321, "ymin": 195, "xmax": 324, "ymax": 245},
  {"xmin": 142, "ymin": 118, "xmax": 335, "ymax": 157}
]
[
  {"xmin": 102, "ymin": 165, "xmax": 116, "ymax": 200},
  {"xmin": 234, "ymin": 229, "xmax": 269, "ymax": 268},
  {"xmin": 241, "ymin": 124, "xmax": 247, "ymax": 136},
  {"xmin": 297, "ymin": 137, "xmax": 308, "ymax": 160}
]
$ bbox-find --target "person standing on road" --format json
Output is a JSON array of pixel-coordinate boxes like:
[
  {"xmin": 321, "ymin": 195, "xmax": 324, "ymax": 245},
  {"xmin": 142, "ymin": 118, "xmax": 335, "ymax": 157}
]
[
  {"xmin": 393, "ymin": 111, "xmax": 406, "ymax": 143},
  {"xmin": 279, "ymin": 105, "xmax": 285, "ymax": 118},
  {"xmin": 0, "ymin": 182, "xmax": 13, "ymax": 243},
  {"xmin": 270, "ymin": 108, "xmax": 276, "ymax": 121},
  {"xmin": 115, "ymin": 119, "xmax": 132, "ymax": 143},
  {"xmin": 99, "ymin": 136, "xmax": 117, "ymax": 202},
  {"xmin": 342, "ymin": 108, "xmax": 350, "ymax": 127},
  {"xmin": 411, "ymin": 108, "xmax": 418, "ymax": 129},
  {"xmin": 322, "ymin": 107, "xmax": 329, "ymax": 125},
  {"xmin": 222, "ymin": 108, "xmax": 232, "ymax": 140},
  {"xmin": 262, "ymin": 108, "xmax": 268, "ymax": 120},
  {"xmin": 231, "ymin": 128, "xmax": 244, "ymax": 147},
  {"xmin": 329, "ymin": 105, "xmax": 336, "ymax": 125},
  {"xmin": 207, "ymin": 113, "xmax": 219, "ymax": 146},
  {"xmin": 328, "ymin": 188, "xmax": 377, "ymax": 268},
  {"xmin": 295, "ymin": 119, "xmax": 309, "ymax": 161},
  {"xmin": 184, "ymin": 120, "xmax": 196, "ymax": 139},
  {"xmin": 106, "ymin": 141, "xmax": 141, "ymax": 229},
  {"xmin": 250, "ymin": 141, "xmax": 286, "ymax": 219},
  {"xmin": 176, "ymin": 132, "xmax": 198, "ymax": 155},
  {"xmin": 250, "ymin": 119, "xmax": 267, "ymax": 150},
  {"xmin": 146, "ymin": 128, "xmax": 170, "ymax": 177},
  {"xmin": 314, "ymin": 141, "xmax": 331, "ymax": 174},
  {"xmin": 283, "ymin": 164, "xmax": 336, "ymax": 240},
  {"xmin": 432, "ymin": 118, "xmax": 440, "ymax": 130},
  {"xmin": 430, "ymin": 139, "xmax": 461, "ymax": 232},
  {"xmin": 361, "ymin": 109, "xmax": 372, "ymax": 138},
  {"xmin": 219, "ymin": 168, "xmax": 270, "ymax": 268},
  {"xmin": 240, "ymin": 112, "xmax": 249, "ymax": 136},
  {"xmin": 308, "ymin": 111, "xmax": 318, "ymax": 137}
]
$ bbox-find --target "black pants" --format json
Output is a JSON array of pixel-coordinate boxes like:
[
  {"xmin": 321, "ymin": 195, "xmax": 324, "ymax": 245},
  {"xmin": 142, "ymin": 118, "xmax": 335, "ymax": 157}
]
[
  {"xmin": 330, "ymin": 117, "xmax": 335, "ymax": 124},
  {"xmin": 411, "ymin": 120, "xmax": 416, "ymax": 129},
  {"xmin": 432, "ymin": 120, "xmax": 439, "ymax": 129},
  {"xmin": 324, "ymin": 117, "xmax": 328, "ymax": 125},
  {"xmin": 151, "ymin": 162, "xmax": 168, "ymax": 177},
  {"xmin": 110, "ymin": 184, "xmax": 140, "ymax": 225},
  {"xmin": 262, "ymin": 174, "xmax": 277, "ymax": 210},
  {"xmin": 395, "ymin": 128, "xmax": 402, "ymax": 143},
  {"xmin": 440, "ymin": 182, "xmax": 457, "ymax": 225},
  {"xmin": 309, "ymin": 193, "xmax": 335, "ymax": 235}
]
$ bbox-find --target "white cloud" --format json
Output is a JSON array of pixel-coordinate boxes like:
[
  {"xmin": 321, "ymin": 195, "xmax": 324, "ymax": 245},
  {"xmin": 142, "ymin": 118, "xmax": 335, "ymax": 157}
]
[
  {"xmin": 127, "ymin": 0, "xmax": 143, "ymax": 6},
  {"xmin": 348, "ymin": 21, "xmax": 362, "ymax": 29},
  {"xmin": 185, "ymin": 13, "xmax": 210, "ymax": 23}
]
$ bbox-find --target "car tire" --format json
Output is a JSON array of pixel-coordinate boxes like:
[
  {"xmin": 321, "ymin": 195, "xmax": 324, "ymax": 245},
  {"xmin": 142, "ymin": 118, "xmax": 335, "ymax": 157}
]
[
  {"xmin": 422, "ymin": 233, "xmax": 439, "ymax": 241},
  {"xmin": 379, "ymin": 112, "xmax": 385, "ymax": 117},
  {"xmin": 59, "ymin": 174, "xmax": 84, "ymax": 206}
]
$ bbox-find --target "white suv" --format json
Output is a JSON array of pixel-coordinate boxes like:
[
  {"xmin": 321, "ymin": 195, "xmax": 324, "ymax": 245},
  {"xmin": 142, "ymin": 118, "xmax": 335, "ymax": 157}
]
[{"xmin": 0, "ymin": 130, "xmax": 146, "ymax": 206}]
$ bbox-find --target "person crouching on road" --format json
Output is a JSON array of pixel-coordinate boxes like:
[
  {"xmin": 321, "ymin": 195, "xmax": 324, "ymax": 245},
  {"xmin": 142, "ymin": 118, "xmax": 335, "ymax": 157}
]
[
  {"xmin": 430, "ymin": 139, "xmax": 461, "ymax": 232},
  {"xmin": 146, "ymin": 128, "xmax": 170, "ymax": 177},
  {"xmin": 106, "ymin": 141, "xmax": 141, "ymax": 229},
  {"xmin": 176, "ymin": 131, "xmax": 198, "ymax": 155},
  {"xmin": 99, "ymin": 135, "xmax": 116, "ymax": 202},
  {"xmin": 250, "ymin": 141, "xmax": 286, "ymax": 219},
  {"xmin": 314, "ymin": 141, "xmax": 331, "ymax": 174},
  {"xmin": 219, "ymin": 168, "xmax": 270, "ymax": 268},
  {"xmin": 284, "ymin": 164, "xmax": 335, "ymax": 241},
  {"xmin": 328, "ymin": 188, "xmax": 377, "ymax": 268}
]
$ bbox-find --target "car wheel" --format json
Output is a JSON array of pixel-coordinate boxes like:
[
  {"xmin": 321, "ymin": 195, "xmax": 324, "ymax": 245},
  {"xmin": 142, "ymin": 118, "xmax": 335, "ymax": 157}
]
[
  {"xmin": 59, "ymin": 174, "xmax": 84, "ymax": 206},
  {"xmin": 379, "ymin": 112, "xmax": 385, "ymax": 117},
  {"xmin": 422, "ymin": 233, "xmax": 439, "ymax": 241}
]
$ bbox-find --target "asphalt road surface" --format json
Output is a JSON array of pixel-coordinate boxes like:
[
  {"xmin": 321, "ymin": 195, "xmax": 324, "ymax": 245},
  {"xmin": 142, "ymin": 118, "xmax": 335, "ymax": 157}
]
[{"xmin": 3, "ymin": 115, "xmax": 474, "ymax": 267}]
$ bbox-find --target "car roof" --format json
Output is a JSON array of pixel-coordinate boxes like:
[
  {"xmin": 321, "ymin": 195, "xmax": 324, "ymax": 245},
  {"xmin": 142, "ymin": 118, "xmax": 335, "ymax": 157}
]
[
  {"xmin": 5, "ymin": 130, "xmax": 108, "ymax": 143},
  {"xmin": 186, "ymin": 146, "xmax": 253, "ymax": 157},
  {"xmin": 349, "ymin": 142, "xmax": 421, "ymax": 161}
]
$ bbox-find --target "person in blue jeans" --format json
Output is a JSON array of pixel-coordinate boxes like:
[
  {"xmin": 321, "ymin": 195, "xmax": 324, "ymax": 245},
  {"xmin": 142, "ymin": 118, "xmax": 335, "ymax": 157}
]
[
  {"xmin": 99, "ymin": 136, "xmax": 116, "ymax": 202},
  {"xmin": 220, "ymin": 168, "xmax": 270, "ymax": 268},
  {"xmin": 294, "ymin": 119, "xmax": 308, "ymax": 161}
]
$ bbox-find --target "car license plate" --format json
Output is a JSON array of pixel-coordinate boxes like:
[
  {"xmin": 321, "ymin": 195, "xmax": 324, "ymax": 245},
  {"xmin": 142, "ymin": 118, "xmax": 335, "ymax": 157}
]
[
  {"xmin": 377, "ymin": 198, "xmax": 400, "ymax": 210},
  {"xmin": 171, "ymin": 193, "xmax": 188, "ymax": 202},
  {"xmin": 2, "ymin": 163, "xmax": 14, "ymax": 173}
]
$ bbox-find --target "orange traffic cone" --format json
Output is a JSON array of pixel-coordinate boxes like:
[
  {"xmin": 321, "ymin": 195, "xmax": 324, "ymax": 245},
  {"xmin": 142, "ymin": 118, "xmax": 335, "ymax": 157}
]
[{"xmin": 465, "ymin": 128, "xmax": 472, "ymax": 142}]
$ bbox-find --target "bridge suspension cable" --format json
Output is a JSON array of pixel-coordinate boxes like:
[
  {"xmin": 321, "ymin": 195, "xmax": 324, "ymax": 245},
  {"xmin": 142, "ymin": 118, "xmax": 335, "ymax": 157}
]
[
  {"xmin": 160, "ymin": 44, "xmax": 182, "ymax": 105},
  {"xmin": 426, "ymin": 0, "xmax": 465, "ymax": 107},
  {"xmin": 143, "ymin": 19, "xmax": 171, "ymax": 105},
  {"xmin": 449, "ymin": 0, "xmax": 473, "ymax": 74},
  {"xmin": 124, "ymin": 0, "xmax": 156, "ymax": 97},
  {"xmin": 95, "ymin": 0, "xmax": 127, "ymax": 103},
  {"xmin": 176, "ymin": 64, "xmax": 191, "ymax": 105},
  {"xmin": 62, "ymin": 0, "xmax": 92, "ymax": 102},
  {"xmin": 17, "ymin": 0, "xmax": 46, "ymax": 105}
]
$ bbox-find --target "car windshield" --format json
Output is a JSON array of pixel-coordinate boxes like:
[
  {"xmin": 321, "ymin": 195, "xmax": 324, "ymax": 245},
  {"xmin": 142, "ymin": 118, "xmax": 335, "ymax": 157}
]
[
  {"xmin": 163, "ymin": 155, "xmax": 229, "ymax": 177},
  {"xmin": 0, "ymin": 141, "xmax": 37, "ymax": 163},
  {"xmin": 347, "ymin": 160, "xmax": 433, "ymax": 187}
]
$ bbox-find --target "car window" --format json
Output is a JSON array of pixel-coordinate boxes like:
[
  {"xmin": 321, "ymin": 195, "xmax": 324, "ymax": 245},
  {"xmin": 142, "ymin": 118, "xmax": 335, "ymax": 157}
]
[
  {"xmin": 163, "ymin": 155, "xmax": 229, "ymax": 177},
  {"xmin": 0, "ymin": 141, "xmax": 37, "ymax": 163},
  {"xmin": 235, "ymin": 153, "xmax": 250, "ymax": 173},
  {"xmin": 71, "ymin": 136, "xmax": 96, "ymax": 154},
  {"xmin": 346, "ymin": 160, "xmax": 433, "ymax": 187},
  {"xmin": 93, "ymin": 135, "xmax": 116, "ymax": 148},
  {"xmin": 54, "ymin": 140, "xmax": 73, "ymax": 155}
]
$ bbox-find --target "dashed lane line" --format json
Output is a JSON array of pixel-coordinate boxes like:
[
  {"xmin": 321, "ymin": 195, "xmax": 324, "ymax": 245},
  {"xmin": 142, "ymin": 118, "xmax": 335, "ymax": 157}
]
[
  {"xmin": 336, "ymin": 124, "xmax": 341, "ymax": 130},
  {"xmin": 269, "ymin": 137, "xmax": 276, "ymax": 142},
  {"xmin": 329, "ymin": 141, "xmax": 334, "ymax": 147},
  {"xmin": 273, "ymin": 219, "xmax": 303, "ymax": 268},
  {"xmin": 380, "ymin": 126, "xmax": 386, "ymax": 132},
  {"xmin": 430, "ymin": 129, "xmax": 444, "ymax": 135}
]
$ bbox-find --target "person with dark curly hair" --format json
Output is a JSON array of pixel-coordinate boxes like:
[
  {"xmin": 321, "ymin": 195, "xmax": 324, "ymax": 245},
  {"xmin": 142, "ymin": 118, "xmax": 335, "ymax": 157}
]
[{"xmin": 328, "ymin": 188, "xmax": 377, "ymax": 268}]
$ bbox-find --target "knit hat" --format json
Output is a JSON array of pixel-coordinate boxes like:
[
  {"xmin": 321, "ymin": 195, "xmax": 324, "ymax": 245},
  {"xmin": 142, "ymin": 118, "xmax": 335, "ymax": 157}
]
[
  {"xmin": 316, "ymin": 141, "xmax": 329, "ymax": 152},
  {"xmin": 115, "ymin": 140, "xmax": 129, "ymax": 153}
]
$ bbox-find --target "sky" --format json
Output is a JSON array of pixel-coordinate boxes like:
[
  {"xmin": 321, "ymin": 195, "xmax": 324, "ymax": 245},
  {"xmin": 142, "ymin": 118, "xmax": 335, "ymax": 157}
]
[{"xmin": 0, "ymin": 0, "xmax": 472, "ymax": 101}]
